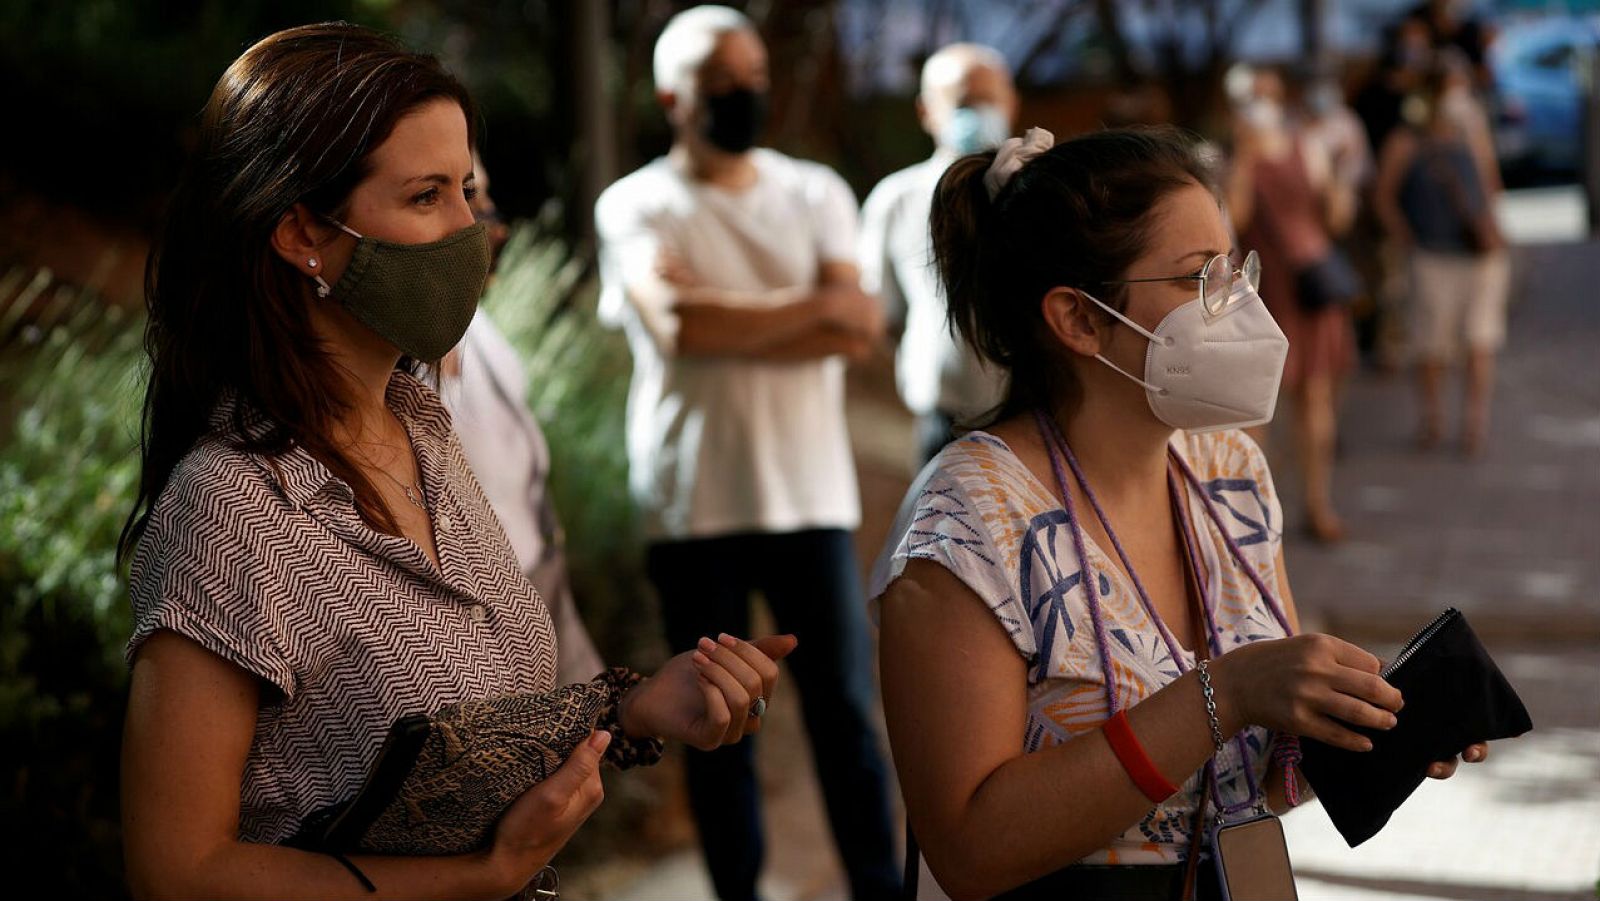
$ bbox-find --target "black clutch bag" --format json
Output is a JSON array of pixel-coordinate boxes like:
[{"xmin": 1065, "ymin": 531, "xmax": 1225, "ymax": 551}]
[{"xmin": 1299, "ymin": 608, "xmax": 1532, "ymax": 847}]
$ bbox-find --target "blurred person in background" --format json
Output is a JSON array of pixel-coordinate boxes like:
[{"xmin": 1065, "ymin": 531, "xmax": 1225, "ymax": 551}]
[
  {"xmin": 594, "ymin": 6, "xmax": 898, "ymax": 899},
  {"xmin": 1374, "ymin": 50, "xmax": 1508, "ymax": 455},
  {"xmin": 1302, "ymin": 75, "xmax": 1373, "ymax": 202},
  {"xmin": 1300, "ymin": 72, "xmax": 1394, "ymax": 367},
  {"xmin": 1227, "ymin": 68, "xmax": 1359, "ymax": 543},
  {"xmin": 1408, "ymin": 0, "xmax": 1497, "ymax": 93},
  {"xmin": 118, "ymin": 23, "xmax": 796, "ymax": 900},
  {"xmin": 859, "ymin": 42, "xmax": 1014, "ymax": 465},
  {"xmin": 1356, "ymin": 14, "xmax": 1436, "ymax": 157},
  {"xmin": 439, "ymin": 153, "xmax": 604, "ymax": 687}
]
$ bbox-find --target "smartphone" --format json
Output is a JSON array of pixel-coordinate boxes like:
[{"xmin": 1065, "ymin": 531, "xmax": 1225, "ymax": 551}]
[{"xmin": 1209, "ymin": 812, "xmax": 1299, "ymax": 901}]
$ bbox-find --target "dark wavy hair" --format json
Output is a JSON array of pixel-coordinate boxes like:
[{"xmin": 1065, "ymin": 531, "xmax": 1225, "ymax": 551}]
[
  {"xmin": 119, "ymin": 22, "xmax": 477, "ymax": 559},
  {"xmin": 930, "ymin": 126, "xmax": 1216, "ymax": 425}
]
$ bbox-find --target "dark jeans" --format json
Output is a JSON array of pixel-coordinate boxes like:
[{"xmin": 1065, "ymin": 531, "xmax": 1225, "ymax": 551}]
[{"xmin": 647, "ymin": 528, "xmax": 900, "ymax": 901}]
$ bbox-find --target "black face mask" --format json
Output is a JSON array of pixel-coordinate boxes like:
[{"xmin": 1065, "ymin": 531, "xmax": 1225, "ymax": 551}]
[{"xmin": 700, "ymin": 87, "xmax": 767, "ymax": 154}]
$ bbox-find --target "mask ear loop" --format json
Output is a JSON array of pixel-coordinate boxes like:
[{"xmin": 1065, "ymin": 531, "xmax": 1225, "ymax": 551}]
[
  {"xmin": 311, "ymin": 218, "xmax": 362, "ymax": 298},
  {"xmin": 1075, "ymin": 287, "xmax": 1172, "ymax": 397},
  {"xmin": 326, "ymin": 218, "xmax": 363, "ymax": 239}
]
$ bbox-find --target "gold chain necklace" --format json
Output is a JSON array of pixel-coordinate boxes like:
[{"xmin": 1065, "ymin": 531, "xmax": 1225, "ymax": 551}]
[{"xmin": 352, "ymin": 433, "xmax": 430, "ymax": 514}]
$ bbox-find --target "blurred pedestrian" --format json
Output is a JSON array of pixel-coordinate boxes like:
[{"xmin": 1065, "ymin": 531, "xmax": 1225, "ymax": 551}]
[
  {"xmin": 1302, "ymin": 75, "xmax": 1373, "ymax": 197},
  {"xmin": 118, "ymin": 22, "xmax": 795, "ymax": 900},
  {"xmin": 872, "ymin": 125, "xmax": 1488, "ymax": 900},
  {"xmin": 859, "ymin": 42, "xmax": 1014, "ymax": 465},
  {"xmin": 1374, "ymin": 50, "xmax": 1509, "ymax": 455},
  {"xmin": 1355, "ymin": 14, "xmax": 1435, "ymax": 156},
  {"xmin": 1408, "ymin": 0, "xmax": 1497, "ymax": 93},
  {"xmin": 439, "ymin": 154, "xmax": 604, "ymax": 687},
  {"xmin": 594, "ymin": 6, "xmax": 898, "ymax": 900},
  {"xmin": 1301, "ymin": 71, "xmax": 1401, "ymax": 368},
  {"xmin": 1227, "ymin": 68, "xmax": 1359, "ymax": 543}
]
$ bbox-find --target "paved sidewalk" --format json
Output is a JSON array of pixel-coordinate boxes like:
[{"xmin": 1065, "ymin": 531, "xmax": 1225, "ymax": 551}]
[
  {"xmin": 1284, "ymin": 649, "xmax": 1600, "ymax": 901},
  {"xmin": 1272, "ymin": 237, "xmax": 1600, "ymax": 647},
  {"xmin": 1261, "ymin": 229, "xmax": 1600, "ymax": 899}
]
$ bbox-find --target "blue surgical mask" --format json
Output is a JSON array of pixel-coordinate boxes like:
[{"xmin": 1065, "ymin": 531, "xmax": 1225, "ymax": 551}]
[{"xmin": 939, "ymin": 104, "xmax": 1010, "ymax": 154}]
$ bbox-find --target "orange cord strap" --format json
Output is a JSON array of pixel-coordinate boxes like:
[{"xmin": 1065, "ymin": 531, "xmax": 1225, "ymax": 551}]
[{"xmin": 1103, "ymin": 709, "xmax": 1179, "ymax": 803}]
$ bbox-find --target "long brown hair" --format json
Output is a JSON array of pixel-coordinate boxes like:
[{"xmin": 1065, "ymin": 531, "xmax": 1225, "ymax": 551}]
[
  {"xmin": 931, "ymin": 126, "xmax": 1215, "ymax": 425},
  {"xmin": 119, "ymin": 22, "xmax": 477, "ymax": 559}
]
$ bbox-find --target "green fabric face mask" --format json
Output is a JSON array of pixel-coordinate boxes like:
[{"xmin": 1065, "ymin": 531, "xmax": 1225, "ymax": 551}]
[{"xmin": 318, "ymin": 220, "xmax": 490, "ymax": 361}]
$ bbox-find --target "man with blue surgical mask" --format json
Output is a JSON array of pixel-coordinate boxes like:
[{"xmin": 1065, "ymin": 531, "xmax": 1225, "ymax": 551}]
[{"xmin": 860, "ymin": 43, "xmax": 1017, "ymax": 464}]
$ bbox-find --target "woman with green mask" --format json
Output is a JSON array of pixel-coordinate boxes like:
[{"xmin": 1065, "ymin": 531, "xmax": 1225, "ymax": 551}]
[{"xmin": 118, "ymin": 23, "xmax": 794, "ymax": 900}]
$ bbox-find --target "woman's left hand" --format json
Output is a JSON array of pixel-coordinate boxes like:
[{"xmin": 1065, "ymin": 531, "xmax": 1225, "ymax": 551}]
[
  {"xmin": 1427, "ymin": 742, "xmax": 1489, "ymax": 779},
  {"xmin": 620, "ymin": 634, "xmax": 799, "ymax": 751}
]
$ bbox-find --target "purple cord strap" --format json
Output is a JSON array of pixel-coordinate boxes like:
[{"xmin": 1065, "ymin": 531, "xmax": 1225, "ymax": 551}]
[{"xmin": 1031, "ymin": 410, "xmax": 1300, "ymax": 815}]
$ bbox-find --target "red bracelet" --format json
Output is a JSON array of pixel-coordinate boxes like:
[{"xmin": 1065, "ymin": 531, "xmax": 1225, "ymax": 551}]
[{"xmin": 1103, "ymin": 709, "xmax": 1179, "ymax": 803}]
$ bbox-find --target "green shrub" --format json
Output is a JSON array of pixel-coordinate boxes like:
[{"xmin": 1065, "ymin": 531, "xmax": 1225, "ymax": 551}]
[{"xmin": 0, "ymin": 271, "xmax": 145, "ymax": 896}]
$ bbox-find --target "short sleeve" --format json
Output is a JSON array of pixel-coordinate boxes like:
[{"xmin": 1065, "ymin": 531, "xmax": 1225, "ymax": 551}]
[
  {"xmin": 125, "ymin": 448, "xmax": 298, "ymax": 699},
  {"xmin": 869, "ymin": 460, "xmax": 1038, "ymax": 663},
  {"xmin": 1237, "ymin": 432, "xmax": 1285, "ymax": 557},
  {"xmin": 804, "ymin": 164, "xmax": 861, "ymax": 266},
  {"xmin": 594, "ymin": 175, "xmax": 672, "ymax": 334},
  {"xmin": 1183, "ymin": 430, "xmax": 1285, "ymax": 559}
]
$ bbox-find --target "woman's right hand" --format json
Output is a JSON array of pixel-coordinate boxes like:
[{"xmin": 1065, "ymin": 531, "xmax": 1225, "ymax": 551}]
[
  {"xmin": 482, "ymin": 730, "xmax": 611, "ymax": 895},
  {"xmin": 1214, "ymin": 633, "xmax": 1406, "ymax": 752}
]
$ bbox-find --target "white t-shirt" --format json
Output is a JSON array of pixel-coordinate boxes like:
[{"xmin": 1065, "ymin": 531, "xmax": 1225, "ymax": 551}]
[
  {"xmin": 858, "ymin": 152, "xmax": 1005, "ymax": 420},
  {"xmin": 595, "ymin": 149, "xmax": 862, "ymax": 540}
]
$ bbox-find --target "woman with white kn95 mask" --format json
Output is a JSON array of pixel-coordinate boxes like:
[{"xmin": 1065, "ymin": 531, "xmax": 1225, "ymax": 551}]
[{"xmin": 869, "ymin": 126, "xmax": 1488, "ymax": 901}]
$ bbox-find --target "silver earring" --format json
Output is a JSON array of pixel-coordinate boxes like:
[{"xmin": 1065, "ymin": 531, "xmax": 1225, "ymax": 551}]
[
  {"xmin": 307, "ymin": 258, "xmax": 318, "ymax": 268},
  {"xmin": 314, "ymin": 275, "xmax": 331, "ymax": 298}
]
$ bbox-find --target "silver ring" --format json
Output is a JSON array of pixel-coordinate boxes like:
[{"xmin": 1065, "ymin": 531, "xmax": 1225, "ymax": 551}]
[{"xmin": 748, "ymin": 696, "xmax": 768, "ymax": 719}]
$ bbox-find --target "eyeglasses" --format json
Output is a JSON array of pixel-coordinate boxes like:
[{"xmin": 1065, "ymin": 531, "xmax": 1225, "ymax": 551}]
[{"xmin": 1099, "ymin": 250, "xmax": 1261, "ymax": 318}]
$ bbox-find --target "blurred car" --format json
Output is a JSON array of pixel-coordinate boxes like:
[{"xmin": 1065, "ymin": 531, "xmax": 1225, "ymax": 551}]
[{"xmin": 1489, "ymin": 15, "xmax": 1600, "ymax": 176}]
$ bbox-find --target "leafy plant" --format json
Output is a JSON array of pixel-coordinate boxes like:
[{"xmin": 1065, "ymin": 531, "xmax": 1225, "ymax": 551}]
[{"xmin": 0, "ymin": 268, "xmax": 146, "ymax": 896}]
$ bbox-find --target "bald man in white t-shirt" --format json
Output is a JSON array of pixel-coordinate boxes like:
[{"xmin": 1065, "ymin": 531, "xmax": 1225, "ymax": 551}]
[{"xmin": 594, "ymin": 7, "xmax": 897, "ymax": 900}]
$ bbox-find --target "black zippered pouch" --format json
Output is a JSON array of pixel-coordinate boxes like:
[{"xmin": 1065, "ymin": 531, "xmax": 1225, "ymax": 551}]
[{"xmin": 1299, "ymin": 608, "xmax": 1533, "ymax": 847}]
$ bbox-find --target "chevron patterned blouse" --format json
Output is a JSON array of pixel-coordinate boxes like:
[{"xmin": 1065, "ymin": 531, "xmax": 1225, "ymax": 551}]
[{"xmin": 126, "ymin": 372, "xmax": 560, "ymax": 844}]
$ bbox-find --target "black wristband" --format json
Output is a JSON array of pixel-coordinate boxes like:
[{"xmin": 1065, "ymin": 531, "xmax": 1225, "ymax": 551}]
[{"xmin": 328, "ymin": 850, "xmax": 377, "ymax": 893}]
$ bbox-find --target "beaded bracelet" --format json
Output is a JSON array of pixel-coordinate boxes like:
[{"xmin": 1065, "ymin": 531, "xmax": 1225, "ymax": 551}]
[{"xmin": 594, "ymin": 667, "xmax": 665, "ymax": 770}]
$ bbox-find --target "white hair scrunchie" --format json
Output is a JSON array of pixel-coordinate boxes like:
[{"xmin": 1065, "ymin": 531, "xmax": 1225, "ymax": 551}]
[{"xmin": 983, "ymin": 126, "xmax": 1055, "ymax": 201}]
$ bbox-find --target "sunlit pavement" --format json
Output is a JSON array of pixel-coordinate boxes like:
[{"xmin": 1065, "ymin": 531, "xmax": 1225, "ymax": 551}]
[
  {"xmin": 1286, "ymin": 725, "xmax": 1600, "ymax": 901},
  {"xmin": 1269, "ymin": 189, "xmax": 1600, "ymax": 900}
]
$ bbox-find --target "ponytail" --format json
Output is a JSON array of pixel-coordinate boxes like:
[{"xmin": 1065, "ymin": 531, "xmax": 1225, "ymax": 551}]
[
  {"xmin": 928, "ymin": 126, "xmax": 1215, "ymax": 426},
  {"xmin": 930, "ymin": 151, "xmax": 1000, "ymax": 370}
]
